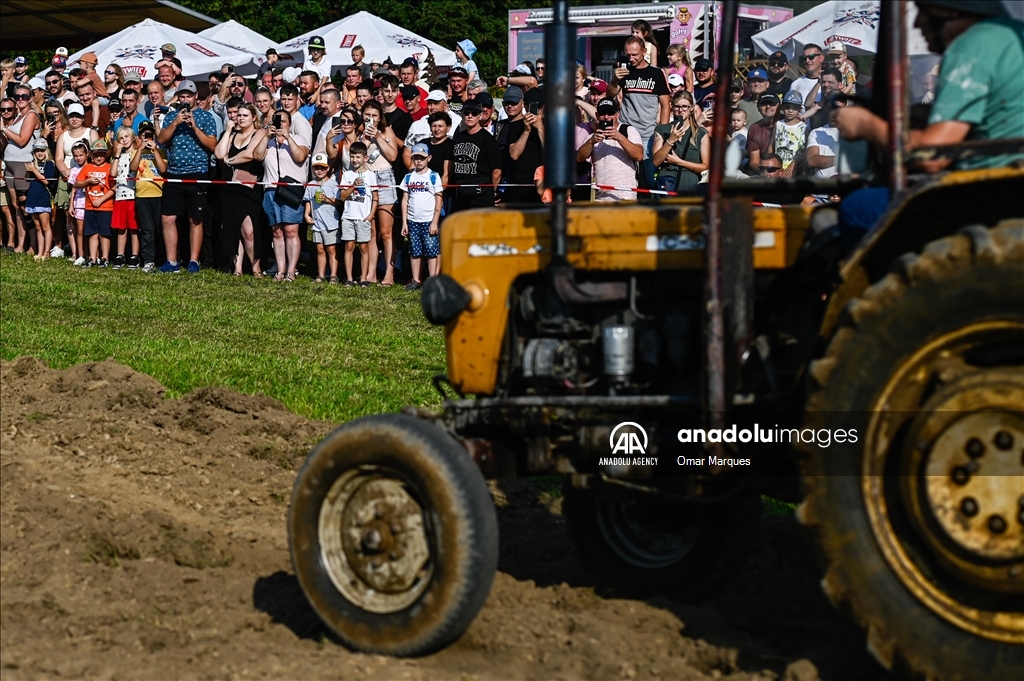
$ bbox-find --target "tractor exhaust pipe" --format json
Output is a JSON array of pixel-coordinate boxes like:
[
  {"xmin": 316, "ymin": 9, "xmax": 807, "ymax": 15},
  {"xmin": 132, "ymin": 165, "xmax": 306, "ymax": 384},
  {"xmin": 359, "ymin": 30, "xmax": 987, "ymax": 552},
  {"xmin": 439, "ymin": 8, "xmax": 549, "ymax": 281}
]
[{"xmin": 544, "ymin": 0, "xmax": 574, "ymax": 265}]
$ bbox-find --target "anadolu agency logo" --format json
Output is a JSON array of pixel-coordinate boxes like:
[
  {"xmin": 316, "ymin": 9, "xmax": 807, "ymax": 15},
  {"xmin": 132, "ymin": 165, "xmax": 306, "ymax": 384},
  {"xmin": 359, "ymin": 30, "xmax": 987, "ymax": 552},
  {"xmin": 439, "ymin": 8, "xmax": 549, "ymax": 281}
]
[{"xmin": 600, "ymin": 422, "xmax": 658, "ymax": 467}]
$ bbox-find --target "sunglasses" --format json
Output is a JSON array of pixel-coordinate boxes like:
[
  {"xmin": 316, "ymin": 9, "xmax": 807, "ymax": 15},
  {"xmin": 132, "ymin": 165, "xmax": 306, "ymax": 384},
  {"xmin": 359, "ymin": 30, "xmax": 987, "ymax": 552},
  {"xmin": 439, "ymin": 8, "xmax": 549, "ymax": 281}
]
[
  {"xmin": 0, "ymin": 108, "xmax": 14, "ymax": 113},
  {"xmin": 801, "ymin": 54, "xmax": 822, "ymax": 61},
  {"xmin": 105, "ymin": 70, "xmax": 116, "ymax": 75},
  {"xmin": 340, "ymin": 119, "xmax": 355, "ymax": 125},
  {"xmin": 46, "ymin": 79, "xmax": 61, "ymax": 85},
  {"xmin": 13, "ymin": 94, "xmax": 31, "ymax": 101},
  {"xmin": 760, "ymin": 166, "xmax": 782, "ymax": 173},
  {"xmin": 769, "ymin": 61, "xmax": 786, "ymax": 67}
]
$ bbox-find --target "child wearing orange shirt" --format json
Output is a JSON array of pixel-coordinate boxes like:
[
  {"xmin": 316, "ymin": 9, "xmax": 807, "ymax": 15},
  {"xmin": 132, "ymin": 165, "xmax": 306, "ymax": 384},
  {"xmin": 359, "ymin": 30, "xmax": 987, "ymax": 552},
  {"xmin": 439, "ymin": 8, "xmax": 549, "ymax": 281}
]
[{"xmin": 74, "ymin": 139, "xmax": 115, "ymax": 268}]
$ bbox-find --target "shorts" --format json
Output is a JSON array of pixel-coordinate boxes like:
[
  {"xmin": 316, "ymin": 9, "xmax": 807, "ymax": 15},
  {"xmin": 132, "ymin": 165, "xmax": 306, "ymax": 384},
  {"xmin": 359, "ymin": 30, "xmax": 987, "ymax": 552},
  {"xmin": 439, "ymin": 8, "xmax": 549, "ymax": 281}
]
[
  {"xmin": 406, "ymin": 220, "xmax": 439, "ymax": 258},
  {"xmin": 262, "ymin": 189, "xmax": 305, "ymax": 226},
  {"xmin": 0, "ymin": 186, "xmax": 8, "ymax": 207},
  {"xmin": 313, "ymin": 228, "xmax": 340, "ymax": 246},
  {"xmin": 161, "ymin": 173, "xmax": 208, "ymax": 221},
  {"xmin": 341, "ymin": 218, "xmax": 370, "ymax": 243},
  {"xmin": 374, "ymin": 167, "xmax": 397, "ymax": 205},
  {"xmin": 55, "ymin": 179, "xmax": 71, "ymax": 209},
  {"xmin": 111, "ymin": 200, "xmax": 138, "ymax": 230},
  {"xmin": 83, "ymin": 210, "xmax": 112, "ymax": 237},
  {"xmin": 24, "ymin": 205, "xmax": 51, "ymax": 214},
  {"xmin": 2, "ymin": 170, "xmax": 29, "ymax": 196},
  {"xmin": 71, "ymin": 206, "xmax": 85, "ymax": 221}
]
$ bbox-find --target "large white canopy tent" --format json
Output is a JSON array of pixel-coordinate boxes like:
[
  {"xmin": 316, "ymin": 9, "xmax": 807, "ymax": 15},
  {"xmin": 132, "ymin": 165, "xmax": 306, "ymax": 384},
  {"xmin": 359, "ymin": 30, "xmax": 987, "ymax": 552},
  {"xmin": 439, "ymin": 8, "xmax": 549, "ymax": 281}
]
[
  {"xmin": 36, "ymin": 18, "xmax": 257, "ymax": 81},
  {"xmin": 278, "ymin": 11, "xmax": 457, "ymax": 78},
  {"xmin": 197, "ymin": 20, "xmax": 276, "ymax": 76},
  {"xmin": 751, "ymin": 1, "xmax": 934, "ymax": 59}
]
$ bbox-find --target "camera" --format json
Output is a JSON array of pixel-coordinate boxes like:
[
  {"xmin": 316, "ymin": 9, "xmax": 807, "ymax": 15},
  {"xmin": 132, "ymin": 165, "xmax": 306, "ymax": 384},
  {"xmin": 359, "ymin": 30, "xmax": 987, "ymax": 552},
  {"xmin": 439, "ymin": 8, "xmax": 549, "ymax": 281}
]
[
  {"xmin": 46, "ymin": 113, "xmax": 57, "ymax": 124},
  {"xmin": 272, "ymin": 112, "xmax": 283, "ymax": 128},
  {"xmin": 178, "ymin": 102, "xmax": 191, "ymax": 113},
  {"xmin": 526, "ymin": 101, "xmax": 540, "ymax": 115},
  {"xmin": 599, "ymin": 120, "xmax": 613, "ymax": 130}
]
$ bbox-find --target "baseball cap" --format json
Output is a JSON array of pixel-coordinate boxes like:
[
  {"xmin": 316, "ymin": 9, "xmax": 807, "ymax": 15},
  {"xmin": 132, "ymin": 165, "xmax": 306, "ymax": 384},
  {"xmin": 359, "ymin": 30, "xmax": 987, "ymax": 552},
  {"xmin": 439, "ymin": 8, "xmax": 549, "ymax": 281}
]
[
  {"xmin": 667, "ymin": 74, "xmax": 684, "ymax": 87},
  {"xmin": 282, "ymin": 66, "xmax": 301, "ymax": 83},
  {"xmin": 138, "ymin": 120, "xmax": 155, "ymax": 133},
  {"xmin": 758, "ymin": 92, "xmax": 779, "ymax": 105},
  {"xmin": 28, "ymin": 77, "xmax": 45, "ymax": 91},
  {"xmin": 769, "ymin": 51, "xmax": 788, "ymax": 64},
  {"xmin": 730, "ymin": 79, "xmax": 744, "ymax": 91},
  {"xmin": 55, "ymin": 47, "xmax": 69, "ymax": 58},
  {"xmin": 66, "ymin": 102, "xmax": 85, "ymax": 116},
  {"xmin": 308, "ymin": 36, "xmax": 326, "ymax": 51},
  {"xmin": 311, "ymin": 153, "xmax": 330, "ymax": 167},
  {"xmin": 503, "ymin": 85, "xmax": 524, "ymax": 102},
  {"xmin": 448, "ymin": 66, "xmax": 469, "ymax": 79},
  {"xmin": 475, "ymin": 92, "xmax": 494, "ymax": 108},
  {"xmin": 90, "ymin": 139, "xmax": 108, "ymax": 152},
  {"xmin": 14, "ymin": 56, "xmax": 27, "ymax": 66},
  {"xmin": 400, "ymin": 84, "xmax": 420, "ymax": 99},
  {"xmin": 161, "ymin": 43, "xmax": 177, "ymax": 54},
  {"xmin": 177, "ymin": 79, "xmax": 197, "ymax": 94},
  {"xmin": 748, "ymin": 68, "xmax": 768, "ymax": 81},
  {"xmin": 410, "ymin": 143, "xmax": 430, "ymax": 158},
  {"xmin": 426, "ymin": 90, "xmax": 448, "ymax": 102},
  {"xmin": 123, "ymin": 72, "xmax": 142, "ymax": 84},
  {"xmin": 266, "ymin": 48, "xmax": 278, "ymax": 56},
  {"xmin": 461, "ymin": 98, "xmax": 484, "ymax": 114},
  {"xmin": 596, "ymin": 98, "xmax": 618, "ymax": 115},
  {"xmin": 31, "ymin": 138, "xmax": 48, "ymax": 151},
  {"xmin": 782, "ymin": 90, "xmax": 803, "ymax": 106},
  {"xmin": 79, "ymin": 52, "xmax": 98, "ymax": 66},
  {"xmin": 51, "ymin": 55, "xmax": 67, "ymax": 67},
  {"xmin": 827, "ymin": 41, "xmax": 847, "ymax": 54},
  {"xmin": 694, "ymin": 57, "xmax": 713, "ymax": 71},
  {"xmin": 588, "ymin": 79, "xmax": 608, "ymax": 94}
]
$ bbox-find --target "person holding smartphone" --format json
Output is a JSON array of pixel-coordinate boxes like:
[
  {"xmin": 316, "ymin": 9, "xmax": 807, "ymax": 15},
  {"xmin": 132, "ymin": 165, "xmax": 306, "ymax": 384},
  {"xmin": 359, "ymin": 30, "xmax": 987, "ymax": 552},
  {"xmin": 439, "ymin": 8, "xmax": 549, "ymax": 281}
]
[
  {"xmin": 652, "ymin": 91, "xmax": 709, "ymax": 192},
  {"xmin": 575, "ymin": 98, "xmax": 643, "ymax": 202},
  {"xmin": 607, "ymin": 36, "xmax": 671, "ymax": 191}
]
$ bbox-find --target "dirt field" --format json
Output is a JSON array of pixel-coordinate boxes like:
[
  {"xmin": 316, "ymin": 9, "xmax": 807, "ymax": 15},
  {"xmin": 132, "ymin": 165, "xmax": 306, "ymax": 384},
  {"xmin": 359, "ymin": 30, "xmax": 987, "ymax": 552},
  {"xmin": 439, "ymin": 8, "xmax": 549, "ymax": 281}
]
[{"xmin": 0, "ymin": 357, "xmax": 891, "ymax": 680}]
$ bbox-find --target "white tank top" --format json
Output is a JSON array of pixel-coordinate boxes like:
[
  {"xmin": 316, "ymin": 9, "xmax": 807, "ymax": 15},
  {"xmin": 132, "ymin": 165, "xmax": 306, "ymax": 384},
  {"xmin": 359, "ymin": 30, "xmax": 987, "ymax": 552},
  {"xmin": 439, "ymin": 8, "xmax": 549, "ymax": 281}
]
[
  {"xmin": 61, "ymin": 127, "xmax": 91, "ymax": 168},
  {"xmin": 3, "ymin": 111, "xmax": 39, "ymax": 164}
]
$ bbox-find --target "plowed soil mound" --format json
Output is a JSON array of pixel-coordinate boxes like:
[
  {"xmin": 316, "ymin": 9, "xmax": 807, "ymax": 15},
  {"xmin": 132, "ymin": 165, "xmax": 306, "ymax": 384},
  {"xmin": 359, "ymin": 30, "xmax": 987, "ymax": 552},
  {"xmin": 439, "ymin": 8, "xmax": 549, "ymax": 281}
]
[{"xmin": 1, "ymin": 358, "xmax": 888, "ymax": 680}]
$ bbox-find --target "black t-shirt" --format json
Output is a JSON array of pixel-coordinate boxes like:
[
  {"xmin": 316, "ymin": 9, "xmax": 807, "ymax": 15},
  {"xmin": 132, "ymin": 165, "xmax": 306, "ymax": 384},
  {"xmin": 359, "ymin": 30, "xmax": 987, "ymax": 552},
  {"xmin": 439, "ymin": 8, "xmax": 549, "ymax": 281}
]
[
  {"xmin": 450, "ymin": 128, "xmax": 501, "ymax": 207},
  {"xmin": 426, "ymin": 136, "xmax": 453, "ymax": 176},
  {"xmin": 448, "ymin": 93, "xmax": 465, "ymax": 116},
  {"xmin": 311, "ymin": 111, "xmax": 328, "ymax": 142},
  {"xmin": 766, "ymin": 77, "xmax": 793, "ymax": 99},
  {"xmin": 503, "ymin": 119, "xmax": 543, "ymax": 184},
  {"xmin": 693, "ymin": 82, "xmax": 716, "ymax": 108}
]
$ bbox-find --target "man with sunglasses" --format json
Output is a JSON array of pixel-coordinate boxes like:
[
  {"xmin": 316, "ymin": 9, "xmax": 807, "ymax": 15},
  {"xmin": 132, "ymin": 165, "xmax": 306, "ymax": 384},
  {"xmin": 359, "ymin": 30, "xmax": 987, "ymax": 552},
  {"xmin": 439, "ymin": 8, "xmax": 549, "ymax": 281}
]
[
  {"xmin": 788, "ymin": 44, "xmax": 825, "ymax": 114},
  {"xmin": 765, "ymin": 51, "xmax": 793, "ymax": 99},
  {"xmin": 757, "ymin": 153, "xmax": 783, "ymax": 176},
  {"xmin": 44, "ymin": 70, "xmax": 76, "ymax": 107},
  {"xmin": 448, "ymin": 99, "xmax": 501, "ymax": 212}
]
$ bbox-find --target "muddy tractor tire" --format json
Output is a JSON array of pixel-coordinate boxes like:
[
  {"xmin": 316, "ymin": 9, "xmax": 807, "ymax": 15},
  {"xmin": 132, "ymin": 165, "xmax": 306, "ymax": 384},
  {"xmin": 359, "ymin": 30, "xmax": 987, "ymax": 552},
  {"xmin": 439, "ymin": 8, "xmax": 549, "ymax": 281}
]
[
  {"xmin": 563, "ymin": 484, "xmax": 762, "ymax": 600},
  {"xmin": 288, "ymin": 413, "xmax": 498, "ymax": 656},
  {"xmin": 801, "ymin": 221, "xmax": 1024, "ymax": 680}
]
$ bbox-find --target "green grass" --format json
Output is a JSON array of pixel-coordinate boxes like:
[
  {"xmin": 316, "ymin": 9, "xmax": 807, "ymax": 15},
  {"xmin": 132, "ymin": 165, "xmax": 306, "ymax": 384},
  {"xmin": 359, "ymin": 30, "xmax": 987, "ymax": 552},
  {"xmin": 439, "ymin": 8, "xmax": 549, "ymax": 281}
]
[{"xmin": 0, "ymin": 253, "xmax": 446, "ymax": 422}]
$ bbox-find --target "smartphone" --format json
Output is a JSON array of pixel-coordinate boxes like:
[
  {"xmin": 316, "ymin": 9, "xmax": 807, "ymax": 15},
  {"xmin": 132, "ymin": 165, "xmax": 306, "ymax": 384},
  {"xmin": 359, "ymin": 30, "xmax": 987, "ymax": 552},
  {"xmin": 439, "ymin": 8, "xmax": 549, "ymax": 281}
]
[
  {"xmin": 272, "ymin": 112, "xmax": 283, "ymax": 128},
  {"xmin": 178, "ymin": 102, "xmax": 191, "ymax": 113},
  {"xmin": 599, "ymin": 120, "xmax": 613, "ymax": 130},
  {"xmin": 526, "ymin": 101, "xmax": 540, "ymax": 115},
  {"xmin": 618, "ymin": 56, "xmax": 629, "ymax": 70},
  {"xmin": 332, "ymin": 115, "xmax": 342, "ymax": 129},
  {"xmin": 674, "ymin": 116, "xmax": 686, "ymax": 127},
  {"xmin": 364, "ymin": 117, "xmax": 373, "ymax": 130}
]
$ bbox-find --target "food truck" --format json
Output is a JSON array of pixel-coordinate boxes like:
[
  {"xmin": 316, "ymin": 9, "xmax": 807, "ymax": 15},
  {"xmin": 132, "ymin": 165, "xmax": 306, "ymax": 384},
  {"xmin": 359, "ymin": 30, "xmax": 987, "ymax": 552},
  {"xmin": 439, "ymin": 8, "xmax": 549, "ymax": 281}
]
[{"xmin": 509, "ymin": 2, "xmax": 793, "ymax": 82}]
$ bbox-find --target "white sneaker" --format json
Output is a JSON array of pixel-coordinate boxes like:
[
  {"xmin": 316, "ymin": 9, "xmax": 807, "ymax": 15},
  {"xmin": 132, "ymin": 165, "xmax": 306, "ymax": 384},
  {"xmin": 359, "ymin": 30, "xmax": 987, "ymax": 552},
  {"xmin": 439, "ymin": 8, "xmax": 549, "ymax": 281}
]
[
  {"xmin": 72, "ymin": 256, "xmax": 86, "ymax": 266},
  {"xmin": 50, "ymin": 246, "xmax": 65, "ymax": 258},
  {"xmin": 142, "ymin": 261, "xmax": 156, "ymax": 273}
]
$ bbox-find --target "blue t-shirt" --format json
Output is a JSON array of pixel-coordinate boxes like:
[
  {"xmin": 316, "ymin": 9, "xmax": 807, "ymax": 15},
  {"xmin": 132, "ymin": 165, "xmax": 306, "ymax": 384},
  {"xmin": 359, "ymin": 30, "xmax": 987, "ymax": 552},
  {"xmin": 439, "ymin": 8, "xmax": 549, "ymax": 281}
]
[
  {"xmin": 299, "ymin": 102, "xmax": 317, "ymax": 122},
  {"xmin": 162, "ymin": 107, "xmax": 218, "ymax": 175},
  {"xmin": 111, "ymin": 113, "xmax": 151, "ymax": 136},
  {"xmin": 25, "ymin": 161, "xmax": 57, "ymax": 209}
]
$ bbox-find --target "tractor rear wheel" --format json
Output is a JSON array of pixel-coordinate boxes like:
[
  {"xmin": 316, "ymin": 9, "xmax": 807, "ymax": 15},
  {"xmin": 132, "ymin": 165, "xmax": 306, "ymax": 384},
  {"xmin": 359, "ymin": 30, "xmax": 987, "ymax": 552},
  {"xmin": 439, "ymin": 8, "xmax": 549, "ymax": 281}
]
[{"xmin": 801, "ymin": 221, "xmax": 1024, "ymax": 680}]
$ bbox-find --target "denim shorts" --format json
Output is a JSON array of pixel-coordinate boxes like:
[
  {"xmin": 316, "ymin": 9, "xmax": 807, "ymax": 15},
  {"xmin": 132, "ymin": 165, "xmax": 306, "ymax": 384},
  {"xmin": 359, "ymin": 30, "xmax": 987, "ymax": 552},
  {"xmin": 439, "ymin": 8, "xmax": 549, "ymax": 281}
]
[{"xmin": 262, "ymin": 189, "xmax": 305, "ymax": 226}]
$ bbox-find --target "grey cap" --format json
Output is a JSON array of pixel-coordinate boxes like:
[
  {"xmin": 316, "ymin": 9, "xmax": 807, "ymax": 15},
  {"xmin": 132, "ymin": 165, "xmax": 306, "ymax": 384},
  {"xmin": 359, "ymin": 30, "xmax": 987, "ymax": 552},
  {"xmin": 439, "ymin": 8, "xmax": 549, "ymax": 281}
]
[
  {"xmin": 502, "ymin": 85, "xmax": 524, "ymax": 103},
  {"xmin": 177, "ymin": 79, "xmax": 197, "ymax": 94}
]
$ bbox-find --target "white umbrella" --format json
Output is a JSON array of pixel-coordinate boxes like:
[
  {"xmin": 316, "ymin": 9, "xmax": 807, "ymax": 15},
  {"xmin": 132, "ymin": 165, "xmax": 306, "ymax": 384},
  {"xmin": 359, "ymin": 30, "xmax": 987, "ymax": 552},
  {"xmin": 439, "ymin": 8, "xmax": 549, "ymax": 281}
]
[
  {"xmin": 278, "ymin": 11, "xmax": 456, "ymax": 78},
  {"xmin": 198, "ymin": 20, "xmax": 276, "ymax": 75},
  {"xmin": 752, "ymin": 1, "xmax": 881, "ymax": 59},
  {"xmin": 37, "ymin": 18, "xmax": 256, "ymax": 81}
]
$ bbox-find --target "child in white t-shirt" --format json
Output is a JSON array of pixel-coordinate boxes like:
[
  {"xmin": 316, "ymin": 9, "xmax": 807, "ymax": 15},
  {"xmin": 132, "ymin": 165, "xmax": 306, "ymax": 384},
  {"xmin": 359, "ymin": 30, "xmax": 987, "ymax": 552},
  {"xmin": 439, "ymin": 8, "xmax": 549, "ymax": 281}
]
[
  {"xmin": 303, "ymin": 154, "xmax": 340, "ymax": 283},
  {"xmin": 337, "ymin": 142, "xmax": 378, "ymax": 285},
  {"xmin": 398, "ymin": 144, "xmax": 444, "ymax": 290},
  {"xmin": 773, "ymin": 93, "xmax": 807, "ymax": 170},
  {"xmin": 728, "ymin": 108, "xmax": 749, "ymax": 169}
]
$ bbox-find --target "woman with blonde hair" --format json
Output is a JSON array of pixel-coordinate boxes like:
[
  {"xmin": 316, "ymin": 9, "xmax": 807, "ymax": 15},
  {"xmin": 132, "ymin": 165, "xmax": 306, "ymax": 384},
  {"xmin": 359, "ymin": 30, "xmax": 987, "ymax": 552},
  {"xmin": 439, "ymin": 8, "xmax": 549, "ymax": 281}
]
[
  {"xmin": 574, "ymin": 64, "xmax": 590, "ymax": 99},
  {"xmin": 358, "ymin": 100, "xmax": 398, "ymax": 285},
  {"xmin": 216, "ymin": 102, "xmax": 267, "ymax": 277},
  {"xmin": 254, "ymin": 87, "xmax": 274, "ymax": 127},
  {"xmin": 665, "ymin": 44, "xmax": 693, "ymax": 93},
  {"xmin": 652, "ymin": 90, "xmax": 709, "ymax": 193}
]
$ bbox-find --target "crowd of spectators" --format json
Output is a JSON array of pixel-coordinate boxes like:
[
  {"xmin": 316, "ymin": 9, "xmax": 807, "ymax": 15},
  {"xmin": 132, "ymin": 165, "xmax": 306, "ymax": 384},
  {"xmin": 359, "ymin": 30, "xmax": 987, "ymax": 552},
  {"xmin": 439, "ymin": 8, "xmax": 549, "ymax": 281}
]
[{"xmin": 2, "ymin": 1, "xmax": 1020, "ymax": 284}]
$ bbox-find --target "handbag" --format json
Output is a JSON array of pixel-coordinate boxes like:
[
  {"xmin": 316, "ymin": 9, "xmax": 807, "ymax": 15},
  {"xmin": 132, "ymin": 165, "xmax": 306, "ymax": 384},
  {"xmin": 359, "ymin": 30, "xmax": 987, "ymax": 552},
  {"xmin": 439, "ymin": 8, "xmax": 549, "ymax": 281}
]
[{"xmin": 274, "ymin": 143, "xmax": 304, "ymax": 208}]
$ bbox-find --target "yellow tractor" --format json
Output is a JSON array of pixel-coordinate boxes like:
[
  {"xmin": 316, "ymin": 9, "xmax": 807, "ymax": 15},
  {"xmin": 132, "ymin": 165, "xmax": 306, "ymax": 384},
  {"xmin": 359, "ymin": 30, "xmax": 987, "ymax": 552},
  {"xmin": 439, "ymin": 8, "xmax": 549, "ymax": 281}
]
[{"xmin": 288, "ymin": 3, "xmax": 1023, "ymax": 678}]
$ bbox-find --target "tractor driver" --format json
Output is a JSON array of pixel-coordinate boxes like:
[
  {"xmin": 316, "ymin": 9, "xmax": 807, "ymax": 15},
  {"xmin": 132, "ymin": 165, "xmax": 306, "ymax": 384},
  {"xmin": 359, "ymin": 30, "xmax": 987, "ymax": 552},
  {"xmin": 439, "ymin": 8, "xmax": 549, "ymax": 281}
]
[{"xmin": 831, "ymin": 0, "xmax": 1024, "ymax": 248}]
